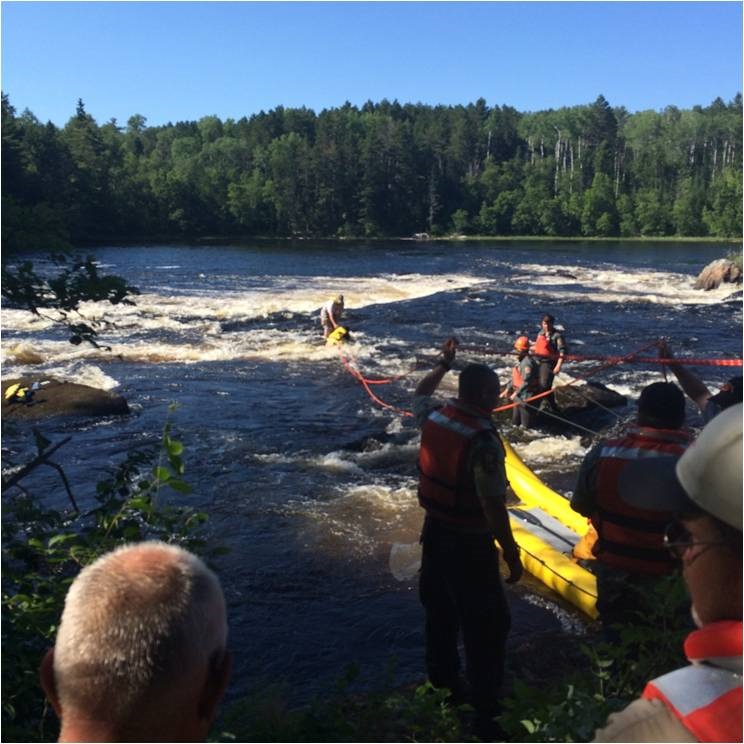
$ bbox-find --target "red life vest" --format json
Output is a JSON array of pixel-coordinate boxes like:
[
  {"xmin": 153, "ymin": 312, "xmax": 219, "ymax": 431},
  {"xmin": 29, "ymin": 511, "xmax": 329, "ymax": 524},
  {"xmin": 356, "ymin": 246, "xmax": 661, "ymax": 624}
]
[
  {"xmin": 643, "ymin": 621, "xmax": 743, "ymax": 742},
  {"xmin": 417, "ymin": 401, "xmax": 500, "ymax": 529},
  {"xmin": 512, "ymin": 358, "xmax": 540, "ymax": 395},
  {"xmin": 512, "ymin": 365, "xmax": 524, "ymax": 389},
  {"xmin": 534, "ymin": 330, "xmax": 564, "ymax": 360},
  {"xmin": 592, "ymin": 427, "xmax": 692, "ymax": 575},
  {"xmin": 533, "ymin": 332, "xmax": 553, "ymax": 357}
]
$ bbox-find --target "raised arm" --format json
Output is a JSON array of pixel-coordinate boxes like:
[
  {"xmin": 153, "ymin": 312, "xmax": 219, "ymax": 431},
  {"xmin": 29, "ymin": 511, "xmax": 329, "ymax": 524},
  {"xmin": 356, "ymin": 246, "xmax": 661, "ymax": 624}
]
[
  {"xmin": 414, "ymin": 337, "xmax": 459, "ymax": 397},
  {"xmin": 657, "ymin": 340, "xmax": 711, "ymax": 412}
]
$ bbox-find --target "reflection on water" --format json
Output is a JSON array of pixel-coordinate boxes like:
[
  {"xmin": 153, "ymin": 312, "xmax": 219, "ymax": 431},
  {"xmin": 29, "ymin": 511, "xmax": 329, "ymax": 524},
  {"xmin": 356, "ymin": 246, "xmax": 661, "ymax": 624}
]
[{"xmin": 1, "ymin": 240, "xmax": 740, "ymax": 702}]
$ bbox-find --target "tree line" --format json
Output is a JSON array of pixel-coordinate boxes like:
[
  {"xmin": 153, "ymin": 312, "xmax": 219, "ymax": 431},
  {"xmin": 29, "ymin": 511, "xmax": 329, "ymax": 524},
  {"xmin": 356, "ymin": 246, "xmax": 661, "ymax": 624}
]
[{"xmin": 2, "ymin": 92, "xmax": 741, "ymax": 250}]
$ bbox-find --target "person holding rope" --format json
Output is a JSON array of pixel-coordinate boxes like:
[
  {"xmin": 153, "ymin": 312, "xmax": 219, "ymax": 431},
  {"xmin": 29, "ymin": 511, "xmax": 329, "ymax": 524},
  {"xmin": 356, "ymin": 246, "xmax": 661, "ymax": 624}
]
[
  {"xmin": 533, "ymin": 313, "xmax": 567, "ymax": 412},
  {"xmin": 501, "ymin": 335, "xmax": 541, "ymax": 428},
  {"xmin": 413, "ymin": 337, "xmax": 522, "ymax": 739},
  {"xmin": 593, "ymin": 404, "xmax": 742, "ymax": 742},
  {"xmin": 570, "ymin": 382, "xmax": 692, "ymax": 640},
  {"xmin": 657, "ymin": 340, "xmax": 742, "ymax": 423},
  {"xmin": 319, "ymin": 294, "xmax": 344, "ymax": 339}
]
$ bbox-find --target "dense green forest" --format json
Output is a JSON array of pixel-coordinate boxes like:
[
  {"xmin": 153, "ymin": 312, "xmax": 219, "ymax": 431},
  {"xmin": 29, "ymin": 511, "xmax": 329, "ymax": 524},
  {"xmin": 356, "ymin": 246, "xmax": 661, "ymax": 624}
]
[{"xmin": 2, "ymin": 92, "xmax": 742, "ymax": 249}]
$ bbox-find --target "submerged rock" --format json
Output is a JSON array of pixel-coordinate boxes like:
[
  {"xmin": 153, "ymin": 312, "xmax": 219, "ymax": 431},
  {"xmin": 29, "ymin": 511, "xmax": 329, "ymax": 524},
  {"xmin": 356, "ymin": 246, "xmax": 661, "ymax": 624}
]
[
  {"xmin": 694, "ymin": 258, "xmax": 742, "ymax": 290},
  {"xmin": 555, "ymin": 380, "xmax": 627, "ymax": 413},
  {"xmin": 2, "ymin": 378, "xmax": 129, "ymax": 420}
]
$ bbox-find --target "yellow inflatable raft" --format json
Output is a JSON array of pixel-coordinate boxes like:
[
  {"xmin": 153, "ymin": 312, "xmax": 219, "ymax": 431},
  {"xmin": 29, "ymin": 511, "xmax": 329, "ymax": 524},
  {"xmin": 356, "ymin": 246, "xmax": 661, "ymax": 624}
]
[{"xmin": 503, "ymin": 437, "xmax": 598, "ymax": 619}]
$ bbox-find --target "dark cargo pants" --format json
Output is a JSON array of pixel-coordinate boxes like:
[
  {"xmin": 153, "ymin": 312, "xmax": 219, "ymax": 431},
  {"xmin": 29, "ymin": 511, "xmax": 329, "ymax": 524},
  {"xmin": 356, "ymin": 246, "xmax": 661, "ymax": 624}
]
[{"xmin": 419, "ymin": 516, "xmax": 511, "ymax": 716}]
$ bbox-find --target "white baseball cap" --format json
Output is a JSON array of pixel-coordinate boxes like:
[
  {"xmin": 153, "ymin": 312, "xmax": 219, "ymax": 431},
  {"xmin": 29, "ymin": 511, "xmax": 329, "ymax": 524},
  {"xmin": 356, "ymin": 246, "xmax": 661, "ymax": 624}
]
[{"xmin": 618, "ymin": 403, "xmax": 742, "ymax": 530}]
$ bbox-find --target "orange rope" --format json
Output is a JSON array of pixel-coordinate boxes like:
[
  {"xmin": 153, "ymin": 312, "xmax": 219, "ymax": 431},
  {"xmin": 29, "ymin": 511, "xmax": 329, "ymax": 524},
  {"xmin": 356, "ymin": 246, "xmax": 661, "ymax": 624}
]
[
  {"xmin": 491, "ymin": 339, "xmax": 660, "ymax": 414},
  {"xmin": 336, "ymin": 338, "xmax": 662, "ymax": 419},
  {"xmin": 460, "ymin": 345, "xmax": 742, "ymax": 368}
]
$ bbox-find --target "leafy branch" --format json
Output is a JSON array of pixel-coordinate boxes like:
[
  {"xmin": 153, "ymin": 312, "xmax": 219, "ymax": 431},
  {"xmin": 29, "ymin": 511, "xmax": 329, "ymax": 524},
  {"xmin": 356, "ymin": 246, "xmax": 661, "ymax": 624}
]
[{"xmin": 1, "ymin": 252, "xmax": 139, "ymax": 348}]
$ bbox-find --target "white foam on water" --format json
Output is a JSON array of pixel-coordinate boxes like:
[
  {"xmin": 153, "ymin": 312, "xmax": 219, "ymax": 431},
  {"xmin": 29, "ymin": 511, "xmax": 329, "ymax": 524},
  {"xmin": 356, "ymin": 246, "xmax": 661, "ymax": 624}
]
[
  {"xmin": 38, "ymin": 363, "xmax": 121, "ymax": 391},
  {"xmin": 512, "ymin": 434, "xmax": 586, "ymax": 467},
  {"xmin": 1, "ymin": 272, "xmax": 489, "ymax": 373},
  {"xmin": 351, "ymin": 442, "xmax": 419, "ymax": 469},
  {"xmin": 313, "ymin": 452, "xmax": 365, "ymax": 474},
  {"xmin": 510, "ymin": 263, "xmax": 736, "ymax": 306},
  {"xmin": 344, "ymin": 483, "xmax": 416, "ymax": 511},
  {"xmin": 389, "ymin": 542, "xmax": 422, "ymax": 581}
]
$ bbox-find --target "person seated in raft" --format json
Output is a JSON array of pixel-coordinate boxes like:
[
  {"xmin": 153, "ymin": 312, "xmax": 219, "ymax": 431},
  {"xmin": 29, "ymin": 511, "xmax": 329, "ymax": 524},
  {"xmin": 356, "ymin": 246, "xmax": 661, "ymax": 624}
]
[
  {"xmin": 532, "ymin": 313, "xmax": 567, "ymax": 412},
  {"xmin": 500, "ymin": 336, "xmax": 541, "ymax": 428},
  {"xmin": 319, "ymin": 294, "xmax": 345, "ymax": 339}
]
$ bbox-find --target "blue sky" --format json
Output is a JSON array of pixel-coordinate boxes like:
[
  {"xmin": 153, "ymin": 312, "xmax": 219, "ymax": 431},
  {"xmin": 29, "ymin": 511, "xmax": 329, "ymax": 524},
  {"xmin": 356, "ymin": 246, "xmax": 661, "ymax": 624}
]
[{"xmin": 2, "ymin": 1, "xmax": 742, "ymax": 127}]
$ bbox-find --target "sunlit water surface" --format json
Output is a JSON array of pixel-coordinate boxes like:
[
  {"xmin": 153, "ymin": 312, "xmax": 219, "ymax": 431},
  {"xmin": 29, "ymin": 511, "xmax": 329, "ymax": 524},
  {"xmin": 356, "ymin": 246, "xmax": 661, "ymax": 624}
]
[{"xmin": 2, "ymin": 240, "xmax": 741, "ymax": 702}]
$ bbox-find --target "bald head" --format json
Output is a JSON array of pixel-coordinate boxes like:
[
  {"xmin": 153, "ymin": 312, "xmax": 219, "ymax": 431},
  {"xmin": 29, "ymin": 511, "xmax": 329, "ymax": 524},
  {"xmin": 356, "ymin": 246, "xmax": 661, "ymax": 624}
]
[{"xmin": 51, "ymin": 541, "xmax": 228, "ymax": 734}]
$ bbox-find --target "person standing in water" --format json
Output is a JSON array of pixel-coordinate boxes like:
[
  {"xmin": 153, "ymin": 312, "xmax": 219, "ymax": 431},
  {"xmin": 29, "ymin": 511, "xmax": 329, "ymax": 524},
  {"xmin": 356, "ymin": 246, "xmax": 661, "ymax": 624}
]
[
  {"xmin": 501, "ymin": 335, "xmax": 541, "ymax": 428},
  {"xmin": 319, "ymin": 294, "xmax": 344, "ymax": 338},
  {"xmin": 533, "ymin": 313, "xmax": 567, "ymax": 411}
]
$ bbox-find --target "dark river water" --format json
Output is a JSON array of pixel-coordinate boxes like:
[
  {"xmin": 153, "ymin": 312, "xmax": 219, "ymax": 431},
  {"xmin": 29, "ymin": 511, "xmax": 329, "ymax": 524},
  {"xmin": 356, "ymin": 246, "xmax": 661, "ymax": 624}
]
[{"xmin": 2, "ymin": 239, "xmax": 741, "ymax": 704}]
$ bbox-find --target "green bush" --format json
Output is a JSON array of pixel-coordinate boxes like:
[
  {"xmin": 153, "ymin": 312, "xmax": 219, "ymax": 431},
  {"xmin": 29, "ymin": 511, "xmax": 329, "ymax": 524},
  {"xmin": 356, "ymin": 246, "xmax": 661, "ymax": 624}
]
[
  {"xmin": 500, "ymin": 575, "xmax": 690, "ymax": 742},
  {"xmin": 213, "ymin": 673, "xmax": 472, "ymax": 743},
  {"xmin": 1, "ymin": 407, "xmax": 213, "ymax": 742}
]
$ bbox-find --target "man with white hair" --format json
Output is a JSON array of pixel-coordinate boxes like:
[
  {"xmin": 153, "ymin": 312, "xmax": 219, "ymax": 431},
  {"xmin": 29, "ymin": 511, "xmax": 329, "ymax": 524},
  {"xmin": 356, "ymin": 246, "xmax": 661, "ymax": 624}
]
[
  {"xmin": 319, "ymin": 294, "xmax": 344, "ymax": 338},
  {"xmin": 593, "ymin": 403, "xmax": 742, "ymax": 742},
  {"xmin": 40, "ymin": 541, "xmax": 231, "ymax": 742}
]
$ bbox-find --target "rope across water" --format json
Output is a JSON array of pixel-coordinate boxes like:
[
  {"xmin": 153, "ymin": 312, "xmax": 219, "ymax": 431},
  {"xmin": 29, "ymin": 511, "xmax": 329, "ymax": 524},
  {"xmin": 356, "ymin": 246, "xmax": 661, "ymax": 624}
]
[{"xmin": 335, "ymin": 335, "xmax": 740, "ymax": 431}]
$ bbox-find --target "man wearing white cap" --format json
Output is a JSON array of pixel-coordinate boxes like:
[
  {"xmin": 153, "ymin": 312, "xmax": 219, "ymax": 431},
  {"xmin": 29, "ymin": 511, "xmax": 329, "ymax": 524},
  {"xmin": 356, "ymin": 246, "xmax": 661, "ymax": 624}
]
[{"xmin": 594, "ymin": 403, "xmax": 742, "ymax": 742}]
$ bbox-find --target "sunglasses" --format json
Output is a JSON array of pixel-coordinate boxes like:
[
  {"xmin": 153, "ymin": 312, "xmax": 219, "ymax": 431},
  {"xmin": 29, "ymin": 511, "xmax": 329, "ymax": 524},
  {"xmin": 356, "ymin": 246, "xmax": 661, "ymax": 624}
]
[{"xmin": 663, "ymin": 522, "xmax": 727, "ymax": 562}]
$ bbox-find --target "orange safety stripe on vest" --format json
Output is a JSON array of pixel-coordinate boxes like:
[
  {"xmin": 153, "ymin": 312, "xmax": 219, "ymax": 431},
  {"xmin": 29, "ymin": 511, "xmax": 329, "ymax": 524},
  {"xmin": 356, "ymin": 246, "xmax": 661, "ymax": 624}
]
[
  {"xmin": 643, "ymin": 621, "xmax": 743, "ymax": 742},
  {"xmin": 417, "ymin": 402, "xmax": 495, "ymax": 529},
  {"xmin": 592, "ymin": 427, "xmax": 692, "ymax": 575},
  {"xmin": 512, "ymin": 364, "xmax": 524, "ymax": 390}
]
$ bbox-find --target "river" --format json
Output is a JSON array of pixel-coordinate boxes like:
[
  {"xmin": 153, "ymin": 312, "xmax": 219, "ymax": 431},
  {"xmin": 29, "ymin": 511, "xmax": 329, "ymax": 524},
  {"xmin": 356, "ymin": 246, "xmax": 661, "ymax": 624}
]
[{"xmin": 1, "ymin": 239, "xmax": 741, "ymax": 704}]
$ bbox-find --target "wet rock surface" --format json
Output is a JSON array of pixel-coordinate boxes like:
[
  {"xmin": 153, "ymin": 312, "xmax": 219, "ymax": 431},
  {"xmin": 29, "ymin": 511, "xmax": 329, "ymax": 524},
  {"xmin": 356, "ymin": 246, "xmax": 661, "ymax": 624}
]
[
  {"xmin": 694, "ymin": 258, "xmax": 742, "ymax": 290},
  {"xmin": 2, "ymin": 378, "xmax": 129, "ymax": 420}
]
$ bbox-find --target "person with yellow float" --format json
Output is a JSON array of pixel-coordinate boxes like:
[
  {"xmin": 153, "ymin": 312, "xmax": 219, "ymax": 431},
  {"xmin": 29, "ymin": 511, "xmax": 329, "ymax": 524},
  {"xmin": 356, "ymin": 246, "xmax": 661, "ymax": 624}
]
[
  {"xmin": 320, "ymin": 294, "xmax": 350, "ymax": 345},
  {"xmin": 533, "ymin": 313, "xmax": 567, "ymax": 412},
  {"xmin": 500, "ymin": 335, "xmax": 541, "ymax": 428}
]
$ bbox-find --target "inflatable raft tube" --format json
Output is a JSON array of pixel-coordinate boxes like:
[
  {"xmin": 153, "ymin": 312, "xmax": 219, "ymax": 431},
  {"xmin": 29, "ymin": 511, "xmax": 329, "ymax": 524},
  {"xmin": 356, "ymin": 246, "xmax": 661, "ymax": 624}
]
[
  {"xmin": 502, "ymin": 437, "xmax": 588, "ymax": 536},
  {"xmin": 508, "ymin": 507, "xmax": 598, "ymax": 619},
  {"xmin": 503, "ymin": 438, "xmax": 598, "ymax": 619}
]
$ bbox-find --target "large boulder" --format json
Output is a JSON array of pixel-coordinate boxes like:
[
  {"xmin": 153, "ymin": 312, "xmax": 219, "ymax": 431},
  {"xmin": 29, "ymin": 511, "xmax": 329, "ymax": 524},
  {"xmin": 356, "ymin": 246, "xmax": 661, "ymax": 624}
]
[
  {"xmin": 2, "ymin": 378, "xmax": 129, "ymax": 420},
  {"xmin": 554, "ymin": 380, "xmax": 627, "ymax": 413},
  {"xmin": 694, "ymin": 258, "xmax": 742, "ymax": 291}
]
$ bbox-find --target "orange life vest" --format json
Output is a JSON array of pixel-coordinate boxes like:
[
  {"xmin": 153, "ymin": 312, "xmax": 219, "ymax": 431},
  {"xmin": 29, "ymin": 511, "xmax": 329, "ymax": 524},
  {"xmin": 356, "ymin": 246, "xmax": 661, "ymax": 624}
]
[
  {"xmin": 512, "ymin": 357, "xmax": 540, "ymax": 396},
  {"xmin": 643, "ymin": 621, "xmax": 743, "ymax": 742},
  {"xmin": 533, "ymin": 331, "xmax": 562, "ymax": 359},
  {"xmin": 512, "ymin": 365, "xmax": 524, "ymax": 389},
  {"xmin": 592, "ymin": 427, "xmax": 692, "ymax": 575},
  {"xmin": 417, "ymin": 401, "xmax": 500, "ymax": 529}
]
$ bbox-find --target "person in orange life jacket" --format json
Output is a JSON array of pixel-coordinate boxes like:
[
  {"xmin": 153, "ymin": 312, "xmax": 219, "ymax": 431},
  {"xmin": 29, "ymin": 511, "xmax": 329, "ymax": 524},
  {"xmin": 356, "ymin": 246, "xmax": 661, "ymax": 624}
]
[
  {"xmin": 533, "ymin": 313, "xmax": 567, "ymax": 411},
  {"xmin": 657, "ymin": 340, "xmax": 742, "ymax": 424},
  {"xmin": 593, "ymin": 403, "xmax": 742, "ymax": 742},
  {"xmin": 319, "ymin": 294, "xmax": 344, "ymax": 338},
  {"xmin": 413, "ymin": 336, "xmax": 523, "ymax": 735},
  {"xmin": 500, "ymin": 335, "xmax": 541, "ymax": 428},
  {"xmin": 571, "ymin": 382, "xmax": 692, "ymax": 636}
]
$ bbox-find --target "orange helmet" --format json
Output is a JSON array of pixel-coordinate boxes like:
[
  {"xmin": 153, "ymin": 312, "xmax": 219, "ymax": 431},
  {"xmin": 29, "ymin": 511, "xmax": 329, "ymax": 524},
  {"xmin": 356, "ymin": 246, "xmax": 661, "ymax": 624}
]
[{"xmin": 514, "ymin": 336, "xmax": 530, "ymax": 352}]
